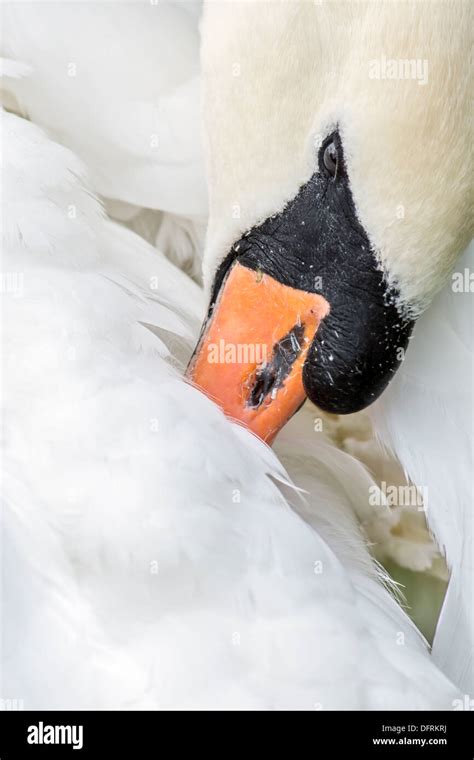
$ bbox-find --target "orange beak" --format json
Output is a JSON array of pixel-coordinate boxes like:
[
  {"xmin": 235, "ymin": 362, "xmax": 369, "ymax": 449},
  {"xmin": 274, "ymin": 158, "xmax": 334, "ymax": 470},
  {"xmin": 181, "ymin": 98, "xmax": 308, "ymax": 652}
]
[{"xmin": 186, "ymin": 262, "xmax": 329, "ymax": 445}]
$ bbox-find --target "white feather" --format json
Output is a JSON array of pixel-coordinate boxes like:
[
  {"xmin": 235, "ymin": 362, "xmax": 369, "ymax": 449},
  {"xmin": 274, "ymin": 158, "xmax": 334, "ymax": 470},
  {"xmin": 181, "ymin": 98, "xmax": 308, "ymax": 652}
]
[
  {"xmin": 372, "ymin": 243, "xmax": 474, "ymax": 693},
  {"xmin": 1, "ymin": 2, "xmax": 207, "ymax": 217}
]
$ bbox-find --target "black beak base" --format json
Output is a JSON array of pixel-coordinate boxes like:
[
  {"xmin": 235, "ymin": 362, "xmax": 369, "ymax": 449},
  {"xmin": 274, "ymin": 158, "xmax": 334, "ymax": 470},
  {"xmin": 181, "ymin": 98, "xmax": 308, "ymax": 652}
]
[{"xmin": 209, "ymin": 131, "xmax": 414, "ymax": 416}]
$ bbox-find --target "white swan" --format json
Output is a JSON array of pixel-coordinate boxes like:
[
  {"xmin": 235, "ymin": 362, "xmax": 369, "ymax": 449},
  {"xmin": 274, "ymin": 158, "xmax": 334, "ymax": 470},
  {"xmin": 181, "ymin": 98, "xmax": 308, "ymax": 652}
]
[
  {"xmin": 1, "ymin": 1, "xmax": 470, "ymax": 709},
  {"xmin": 0, "ymin": 94, "xmax": 460, "ymax": 709},
  {"xmin": 188, "ymin": 0, "xmax": 473, "ymax": 695}
]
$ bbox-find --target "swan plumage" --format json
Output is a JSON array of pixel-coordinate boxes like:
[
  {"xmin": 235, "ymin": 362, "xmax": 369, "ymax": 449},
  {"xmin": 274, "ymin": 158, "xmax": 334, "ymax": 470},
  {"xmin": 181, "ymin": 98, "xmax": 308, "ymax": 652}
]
[
  {"xmin": 2, "ymin": 1, "xmax": 207, "ymax": 216},
  {"xmin": 1, "ymin": 0, "xmax": 471, "ymax": 710},
  {"xmin": 1, "ymin": 103, "xmax": 460, "ymax": 709},
  {"xmin": 372, "ymin": 243, "xmax": 474, "ymax": 692}
]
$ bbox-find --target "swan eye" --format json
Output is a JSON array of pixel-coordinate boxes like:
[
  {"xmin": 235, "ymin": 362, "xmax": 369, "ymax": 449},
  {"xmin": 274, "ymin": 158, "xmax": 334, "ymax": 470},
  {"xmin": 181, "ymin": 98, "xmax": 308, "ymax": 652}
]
[{"xmin": 323, "ymin": 140, "xmax": 338, "ymax": 177}]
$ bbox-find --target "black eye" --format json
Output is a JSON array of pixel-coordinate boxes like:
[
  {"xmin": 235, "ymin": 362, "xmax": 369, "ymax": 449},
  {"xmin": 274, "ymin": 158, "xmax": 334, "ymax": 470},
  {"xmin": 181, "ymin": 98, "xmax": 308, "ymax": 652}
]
[{"xmin": 323, "ymin": 140, "xmax": 338, "ymax": 177}]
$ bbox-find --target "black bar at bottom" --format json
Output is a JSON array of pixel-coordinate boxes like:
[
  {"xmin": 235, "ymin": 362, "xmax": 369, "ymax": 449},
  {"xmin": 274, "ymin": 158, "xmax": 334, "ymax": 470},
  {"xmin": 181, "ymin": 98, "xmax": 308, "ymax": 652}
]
[{"xmin": 0, "ymin": 710, "xmax": 472, "ymax": 757}]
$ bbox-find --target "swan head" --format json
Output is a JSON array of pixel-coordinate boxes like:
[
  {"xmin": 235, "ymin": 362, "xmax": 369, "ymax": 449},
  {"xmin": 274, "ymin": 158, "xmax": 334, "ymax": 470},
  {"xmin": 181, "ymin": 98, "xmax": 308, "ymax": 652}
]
[{"xmin": 187, "ymin": 1, "xmax": 472, "ymax": 444}]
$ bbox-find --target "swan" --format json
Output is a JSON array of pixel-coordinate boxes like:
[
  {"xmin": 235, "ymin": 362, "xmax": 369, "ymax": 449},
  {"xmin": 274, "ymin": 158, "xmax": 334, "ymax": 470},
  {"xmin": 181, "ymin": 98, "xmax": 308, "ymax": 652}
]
[
  {"xmin": 187, "ymin": 0, "xmax": 473, "ymax": 693},
  {"xmin": 0, "ymin": 71, "xmax": 462, "ymax": 709}
]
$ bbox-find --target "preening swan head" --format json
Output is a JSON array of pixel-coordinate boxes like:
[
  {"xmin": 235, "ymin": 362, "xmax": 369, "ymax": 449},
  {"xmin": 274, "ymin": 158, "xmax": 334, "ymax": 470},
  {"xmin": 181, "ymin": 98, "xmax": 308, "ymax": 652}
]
[{"xmin": 186, "ymin": 1, "xmax": 472, "ymax": 443}]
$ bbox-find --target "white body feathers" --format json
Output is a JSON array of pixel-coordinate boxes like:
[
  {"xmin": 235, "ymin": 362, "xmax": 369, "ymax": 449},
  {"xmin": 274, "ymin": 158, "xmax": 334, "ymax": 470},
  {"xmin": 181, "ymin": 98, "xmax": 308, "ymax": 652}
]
[{"xmin": 0, "ymin": 104, "xmax": 459, "ymax": 710}]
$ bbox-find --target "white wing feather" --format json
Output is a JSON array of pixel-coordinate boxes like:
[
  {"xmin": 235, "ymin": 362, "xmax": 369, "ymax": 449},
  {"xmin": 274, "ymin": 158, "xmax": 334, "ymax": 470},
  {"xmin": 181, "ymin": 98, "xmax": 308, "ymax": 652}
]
[
  {"xmin": 1, "ymin": 2, "xmax": 207, "ymax": 216},
  {"xmin": 372, "ymin": 243, "xmax": 474, "ymax": 693}
]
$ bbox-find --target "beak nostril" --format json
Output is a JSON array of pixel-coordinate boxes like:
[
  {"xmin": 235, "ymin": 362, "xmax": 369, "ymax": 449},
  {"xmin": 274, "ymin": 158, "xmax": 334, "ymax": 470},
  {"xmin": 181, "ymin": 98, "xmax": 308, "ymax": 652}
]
[{"xmin": 247, "ymin": 323, "xmax": 306, "ymax": 409}]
